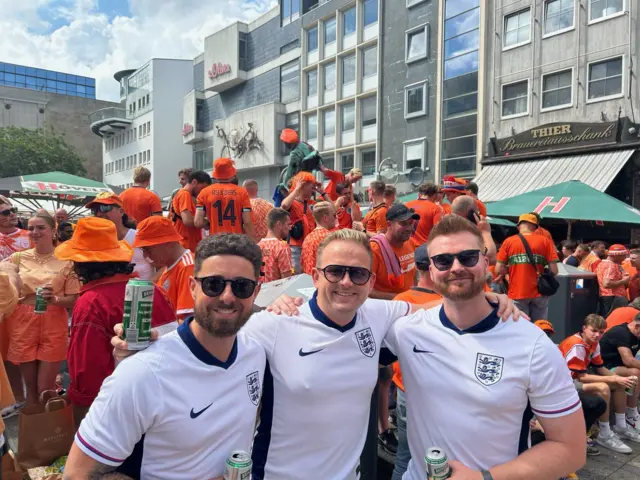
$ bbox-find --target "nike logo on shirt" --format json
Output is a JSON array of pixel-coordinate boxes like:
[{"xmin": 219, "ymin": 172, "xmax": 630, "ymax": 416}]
[
  {"xmin": 190, "ymin": 403, "xmax": 213, "ymax": 419},
  {"xmin": 299, "ymin": 348, "xmax": 324, "ymax": 357},
  {"xmin": 413, "ymin": 346, "xmax": 433, "ymax": 354}
]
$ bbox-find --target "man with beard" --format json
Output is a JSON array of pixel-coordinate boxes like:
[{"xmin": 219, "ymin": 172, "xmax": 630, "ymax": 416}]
[
  {"xmin": 383, "ymin": 215, "xmax": 586, "ymax": 479},
  {"xmin": 64, "ymin": 234, "xmax": 266, "ymax": 480}
]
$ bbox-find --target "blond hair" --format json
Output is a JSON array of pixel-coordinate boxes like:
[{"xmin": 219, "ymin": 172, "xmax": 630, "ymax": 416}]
[
  {"xmin": 133, "ymin": 166, "xmax": 151, "ymax": 184},
  {"xmin": 316, "ymin": 229, "xmax": 372, "ymax": 267},
  {"xmin": 311, "ymin": 201, "xmax": 334, "ymax": 223}
]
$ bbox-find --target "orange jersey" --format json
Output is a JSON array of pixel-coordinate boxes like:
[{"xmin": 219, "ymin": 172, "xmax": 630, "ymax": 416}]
[
  {"xmin": 475, "ymin": 199, "xmax": 487, "ymax": 217},
  {"xmin": 558, "ymin": 334, "xmax": 604, "ymax": 378},
  {"xmin": 405, "ymin": 199, "xmax": 441, "ymax": 248},
  {"xmin": 250, "ymin": 198, "xmax": 274, "ymax": 241},
  {"xmin": 336, "ymin": 200, "xmax": 361, "ymax": 230},
  {"xmin": 171, "ymin": 189, "xmax": 202, "ymax": 253},
  {"xmin": 323, "ymin": 169, "xmax": 345, "ymax": 202},
  {"xmin": 197, "ymin": 184, "xmax": 252, "ymax": 235},
  {"xmin": 496, "ymin": 232, "xmax": 559, "ymax": 299},
  {"xmin": 606, "ymin": 306, "xmax": 639, "ymax": 331},
  {"xmin": 157, "ymin": 250, "xmax": 195, "ymax": 319},
  {"xmin": 534, "ymin": 226, "xmax": 553, "ymax": 242},
  {"xmin": 119, "ymin": 186, "xmax": 163, "ymax": 224},
  {"xmin": 371, "ymin": 240, "xmax": 416, "ymax": 294},
  {"xmin": 579, "ymin": 252, "xmax": 602, "ymax": 273},
  {"xmin": 596, "ymin": 259, "xmax": 627, "ymax": 297},
  {"xmin": 258, "ymin": 237, "xmax": 293, "ymax": 283},
  {"xmin": 287, "ymin": 199, "xmax": 316, "ymax": 247},
  {"xmin": 0, "ymin": 228, "xmax": 31, "ymax": 260},
  {"xmin": 301, "ymin": 228, "xmax": 332, "ymax": 274},
  {"xmin": 363, "ymin": 203, "xmax": 388, "ymax": 234}
]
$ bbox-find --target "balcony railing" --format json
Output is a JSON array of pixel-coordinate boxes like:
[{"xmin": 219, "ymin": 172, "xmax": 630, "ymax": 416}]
[
  {"xmin": 89, "ymin": 107, "xmax": 130, "ymax": 124},
  {"xmin": 89, "ymin": 107, "xmax": 132, "ymax": 137}
]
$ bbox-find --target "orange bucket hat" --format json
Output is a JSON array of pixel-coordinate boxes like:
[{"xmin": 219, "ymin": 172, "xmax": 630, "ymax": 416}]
[
  {"xmin": 85, "ymin": 191, "xmax": 124, "ymax": 209},
  {"xmin": 55, "ymin": 217, "xmax": 133, "ymax": 263},
  {"xmin": 291, "ymin": 171, "xmax": 317, "ymax": 189},
  {"xmin": 280, "ymin": 128, "xmax": 299, "ymax": 144},
  {"xmin": 213, "ymin": 157, "xmax": 237, "ymax": 180},
  {"xmin": 132, "ymin": 216, "xmax": 183, "ymax": 248},
  {"xmin": 534, "ymin": 320, "xmax": 555, "ymax": 334}
]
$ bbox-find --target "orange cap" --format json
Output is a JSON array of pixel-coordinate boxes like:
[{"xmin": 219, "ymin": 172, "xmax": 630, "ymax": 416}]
[
  {"xmin": 132, "ymin": 216, "xmax": 183, "ymax": 248},
  {"xmin": 85, "ymin": 191, "xmax": 124, "ymax": 209},
  {"xmin": 55, "ymin": 217, "xmax": 133, "ymax": 263},
  {"xmin": 213, "ymin": 157, "xmax": 237, "ymax": 180},
  {"xmin": 280, "ymin": 128, "xmax": 299, "ymax": 144},
  {"xmin": 292, "ymin": 171, "xmax": 317, "ymax": 189},
  {"xmin": 534, "ymin": 320, "xmax": 555, "ymax": 334},
  {"xmin": 609, "ymin": 244, "xmax": 628, "ymax": 256}
]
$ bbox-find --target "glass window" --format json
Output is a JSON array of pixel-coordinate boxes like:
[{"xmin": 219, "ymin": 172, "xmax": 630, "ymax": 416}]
[
  {"xmin": 15, "ymin": 75, "xmax": 25, "ymax": 84},
  {"xmin": 341, "ymin": 103, "xmax": 355, "ymax": 132},
  {"xmin": 322, "ymin": 154, "xmax": 335, "ymax": 172},
  {"xmin": 362, "ymin": 46, "xmax": 377, "ymax": 78},
  {"xmin": 588, "ymin": 57, "xmax": 623, "ymax": 99},
  {"xmin": 86, "ymin": 78, "xmax": 95, "ymax": 87},
  {"xmin": 47, "ymin": 70, "xmax": 57, "ymax": 80},
  {"xmin": 589, "ymin": 0, "xmax": 624, "ymax": 21},
  {"xmin": 444, "ymin": 51, "xmax": 479, "ymax": 79},
  {"xmin": 344, "ymin": 7, "xmax": 357, "ymax": 36},
  {"xmin": 407, "ymin": 26, "xmax": 428, "ymax": 62},
  {"xmin": 364, "ymin": 0, "xmax": 378, "ymax": 26},
  {"xmin": 324, "ymin": 62, "xmax": 336, "ymax": 91},
  {"xmin": 504, "ymin": 9, "xmax": 531, "ymax": 48},
  {"xmin": 36, "ymin": 69, "xmax": 47, "ymax": 79},
  {"xmin": 307, "ymin": 114, "xmax": 318, "ymax": 139},
  {"xmin": 446, "ymin": 0, "xmax": 480, "ymax": 19},
  {"xmin": 544, "ymin": 0, "xmax": 574, "ymax": 34},
  {"xmin": 342, "ymin": 54, "xmax": 356, "ymax": 86},
  {"xmin": 405, "ymin": 141, "xmax": 424, "ymax": 170},
  {"xmin": 307, "ymin": 70, "xmax": 318, "ymax": 96},
  {"xmin": 325, "ymin": 17, "xmax": 337, "ymax": 45},
  {"xmin": 445, "ymin": 30, "xmax": 480, "ymax": 59},
  {"xmin": 406, "ymin": 83, "xmax": 426, "ymax": 117},
  {"xmin": 442, "ymin": 115, "xmax": 478, "ymax": 140},
  {"xmin": 361, "ymin": 96, "xmax": 377, "ymax": 127},
  {"xmin": 77, "ymin": 84, "xmax": 86, "ymax": 93},
  {"xmin": 442, "ymin": 136, "xmax": 476, "ymax": 161},
  {"xmin": 323, "ymin": 109, "xmax": 336, "ymax": 136},
  {"xmin": 341, "ymin": 153, "xmax": 354, "ymax": 175},
  {"xmin": 66, "ymin": 74, "xmax": 76, "ymax": 83},
  {"xmin": 501, "ymin": 80, "xmax": 529, "ymax": 117},
  {"xmin": 362, "ymin": 150, "xmax": 376, "ymax": 176},
  {"xmin": 15, "ymin": 66, "xmax": 25, "ymax": 75},
  {"xmin": 542, "ymin": 69, "xmax": 572, "ymax": 109},
  {"xmin": 26, "ymin": 76, "xmax": 36, "ymax": 86},
  {"xmin": 280, "ymin": 60, "xmax": 300, "ymax": 103},
  {"xmin": 307, "ymin": 26, "xmax": 318, "ymax": 53},
  {"xmin": 286, "ymin": 112, "xmax": 300, "ymax": 132},
  {"xmin": 5, "ymin": 64, "xmax": 15, "ymax": 74},
  {"xmin": 76, "ymin": 76, "xmax": 86, "ymax": 85},
  {"xmin": 56, "ymin": 72, "xmax": 66, "ymax": 81}
]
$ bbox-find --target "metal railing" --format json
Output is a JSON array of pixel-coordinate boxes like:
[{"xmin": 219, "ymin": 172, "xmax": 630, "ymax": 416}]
[{"xmin": 89, "ymin": 107, "xmax": 130, "ymax": 125}]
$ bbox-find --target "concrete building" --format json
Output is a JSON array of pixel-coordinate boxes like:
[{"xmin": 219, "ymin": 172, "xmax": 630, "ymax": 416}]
[{"xmin": 91, "ymin": 59, "xmax": 194, "ymax": 198}]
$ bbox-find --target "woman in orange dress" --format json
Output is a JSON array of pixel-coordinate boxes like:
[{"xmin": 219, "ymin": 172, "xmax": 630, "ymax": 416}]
[{"xmin": 2, "ymin": 214, "xmax": 80, "ymax": 405}]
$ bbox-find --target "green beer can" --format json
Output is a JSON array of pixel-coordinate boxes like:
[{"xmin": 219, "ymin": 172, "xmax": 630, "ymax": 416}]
[
  {"xmin": 425, "ymin": 447, "xmax": 451, "ymax": 479},
  {"xmin": 122, "ymin": 279, "xmax": 154, "ymax": 350},
  {"xmin": 223, "ymin": 451, "xmax": 252, "ymax": 480},
  {"xmin": 34, "ymin": 287, "xmax": 48, "ymax": 314}
]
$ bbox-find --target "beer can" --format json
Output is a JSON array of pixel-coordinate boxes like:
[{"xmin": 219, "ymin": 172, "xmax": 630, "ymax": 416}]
[
  {"xmin": 122, "ymin": 279, "xmax": 154, "ymax": 350},
  {"xmin": 425, "ymin": 447, "xmax": 451, "ymax": 479},
  {"xmin": 223, "ymin": 450, "xmax": 252, "ymax": 480},
  {"xmin": 34, "ymin": 287, "xmax": 48, "ymax": 314},
  {"xmin": 626, "ymin": 376, "xmax": 638, "ymax": 396}
]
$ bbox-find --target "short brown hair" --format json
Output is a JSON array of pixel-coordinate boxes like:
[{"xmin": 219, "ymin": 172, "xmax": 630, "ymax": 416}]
[
  {"xmin": 577, "ymin": 244, "xmax": 590, "ymax": 252},
  {"xmin": 312, "ymin": 201, "xmax": 334, "ymax": 223},
  {"xmin": 316, "ymin": 229, "xmax": 372, "ymax": 267},
  {"xmin": 266, "ymin": 208, "xmax": 290, "ymax": 230},
  {"xmin": 369, "ymin": 181, "xmax": 385, "ymax": 196},
  {"xmin": 583, "ymin": 314, "xmax": 606, "ymax": 330},
  {"xmin": 336, "ymin": 183, "xmax": 350, "ymax": 195},
  {"xmin": 427, "ymin": 214, "xmax": 484, "ymax": 250},
  {"xmin": 419, "ymin": 183, "xmax": 439, "ymax": 196},
  {"xmin": 133, "ymin": 166, "xmax": 151, "ymax": 184},
  {"xmin": 178, "ymin": 168, "xmax": 193, "ymax": 177},
  {"xmin": 383, "ymin": 185, "xmax": 396, "ymax": 198}
]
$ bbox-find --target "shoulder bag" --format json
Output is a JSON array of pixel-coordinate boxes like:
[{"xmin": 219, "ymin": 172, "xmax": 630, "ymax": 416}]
[{"xmin": 518, "ymin": 233, "xmax": 559, "ymax": 296}]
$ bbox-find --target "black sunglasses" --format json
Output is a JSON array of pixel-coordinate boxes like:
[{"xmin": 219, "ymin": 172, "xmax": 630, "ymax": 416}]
[
  {"xmin": 430, "ymin": 249, "xmax": 482, "ymax": 271},
  {"xmin": 0, "ymin": 208, "xmax": 17, "ymax": 216},
  {"xmin": 318, "ymin": 265, "xmax": 372, "ymax": 286},
  {"xmin": 196, "ymin": 275, "xmax": 258, "ymax": 299},
  {"xmin": 91, "ymin": 204, "xmax": 115, "ymax": 214}
]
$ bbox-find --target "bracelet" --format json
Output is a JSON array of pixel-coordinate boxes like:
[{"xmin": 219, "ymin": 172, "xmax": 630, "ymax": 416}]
[{"xmin": 481, "ymin": 471, "xmax": 494, "ymax": 480}]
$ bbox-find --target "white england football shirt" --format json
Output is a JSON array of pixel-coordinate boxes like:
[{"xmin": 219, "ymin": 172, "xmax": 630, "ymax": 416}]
[
  {"xmin": 244, "ymin": 293, "xmax": 410, "ymax": 480},
  {"xmin": 75, "ymin": 317, "xmax": 266, "ymax": 479},
  {"xmin": 384, "ymin": 305, "xmax": 580, "ymax": 480}
]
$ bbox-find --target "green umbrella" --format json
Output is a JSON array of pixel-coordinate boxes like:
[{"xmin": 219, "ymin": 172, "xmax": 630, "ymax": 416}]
[{"xmin": 486, "ymin": 180, "xmax": 640, "ymax": 225}]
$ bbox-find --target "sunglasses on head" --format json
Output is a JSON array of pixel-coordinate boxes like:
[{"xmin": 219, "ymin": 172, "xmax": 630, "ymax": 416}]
[
  {"xmin": 318, "ymin": 265, "xmax": 372, "ymax": 286},
  {"xmin": 430, "ymin": 249, "xmax": 482, "ymax": 271},
  {"xmin": 0, "ymin": 208, "xmax": 17, "ymax": 216},
  {"xmin": 91, "ymin": 204, "xmax": 115, "ymax": 214},
  {"xmin": 196, "ymin": 275, "xmax": 258, "ymax": 299}
]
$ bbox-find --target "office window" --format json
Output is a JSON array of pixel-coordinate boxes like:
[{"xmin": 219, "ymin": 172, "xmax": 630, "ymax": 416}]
[
  {"xmin": 589, "ymin": 0, "xmax": 624, "ymax": 22},
  {"xmin": 138, "ymin": 98, "xmax": 142, "ymax": 109},
  {"xmin": 588, "ymin": 57, "xmax": 623, "ymax": 100},
  {"xmin": 405, "ymin": 82, "xmax": 427, "ymax": 118},
  {"xmin": 501, "ymin": 80, "xmax": 529, "ymax": 117},
  {"xmin": 404, "ymin": 140, "xmax": 425, "ymax": 170},
  {"xmin": 542, "ymin": 69, "xmax": 572, "ymax": 109},
  {"xmin": 307, "ymin": 26, "xmax": 318, "ymax": 53},
  {"xmin": 286, "ymin": 112, "xmax": 300, "ymax": 132},
  {"xmin": 544, "ymin": 0, "xmax": 574, "ymax": 35},
  {"xmin": 147, "ymin": 121, "xmax": 151, "ymax": 135},
  {"xmin": 362, "ymin": 149, "xmax": 376, "ymax": 176},
  {"xmin": 362, "ymin": 46, "xmax": 377, "ymax": 77},
  {"xmin": 143, "ymin": 123, "xmax": 147, "ymax": 136},
  {"xmin": 280, "ymin": 59, "xmax": 300, "ymax": 103},
  {"xmin": 282, "ymin": 0, "xmax": 300, "ymax": 25},
  {"xmin": 361, "ymin": 96, "xmax": 377, "ymax": 127},
  {"xmin": 133, "ymin": 153, "xmax": 137, "ymax": 165},
  {"xmin": 325, "ymin": 17, "xmax": 337, "ymax": 45},
  {"xmin": 147, "ymin": 150, "xmax": 151, "ymax": 164},
  {"xmin": 307, "ymin": 70, "xmax": 318, "ymax": 97},
  {"xmin": 344, "ymin": 7, "xmax": 357, "ymax": 37},
  {"xmin": 341, "ymin": 103, "xmax": 355, "ymax": 132},
  {"xmin": 504, "ymin": 9, "xmax": 531, "ymax": 48},
  {"xmin": 323, "ymin": 109, "xmax": 336, "ymax": 136},
  {"xmin": 406, "ymin": 25, "xmax": 428, "ymax": 63},
  {"xmin": 341, "ymin": 152, "xmax": 354, "ymax": 175},
  {"xmin": 364, "ymin": 0, "xmax": 378, "ymax": 26},
  {"xmin": 306, "ymin": 114, "xmax": 318, "ymax": 139},
  {"xmin": 342, "ymin": 54, "xmax": 356, "ymax": 86},
  {"xmin": 324, "ymin": 62, "xmax": 336, "ymax": 91},
  {"xmin": 146, "ymin": 94, "xmax": 150, "ymax": 105}
]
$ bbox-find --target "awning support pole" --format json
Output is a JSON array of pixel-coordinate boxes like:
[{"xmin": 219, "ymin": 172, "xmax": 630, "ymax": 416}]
[{"xmin": 567, "ymin": 221, "xmax": 572, "ymax": 240}]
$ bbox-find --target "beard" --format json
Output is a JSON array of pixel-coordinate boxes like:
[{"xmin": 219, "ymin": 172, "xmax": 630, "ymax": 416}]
[
  {"xmin": 432, "ymin": 270, "xmax": 486, "ymax": 301},
  {"xmin": 194, "ymin": 300, "xmax": 253, "ymax": 337}
]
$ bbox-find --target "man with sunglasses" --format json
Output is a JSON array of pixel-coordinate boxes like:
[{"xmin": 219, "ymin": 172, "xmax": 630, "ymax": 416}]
[
  {"xmin": 383, "ymin": 215, "xmax": 585, "ymax": 480},
  {"xmin": 65, "ymin": 234, "xmax": 266, "ymax": 480}
]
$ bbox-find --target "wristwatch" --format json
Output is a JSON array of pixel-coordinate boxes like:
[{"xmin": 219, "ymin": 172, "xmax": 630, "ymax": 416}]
[{"xmin": 481, "ymin": 471, "xmax": 494, "ymax": 480}]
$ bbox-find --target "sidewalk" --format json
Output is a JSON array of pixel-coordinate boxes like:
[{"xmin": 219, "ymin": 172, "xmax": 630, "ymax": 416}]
[{"xmin": 578, "ymin": 441, "xmax": 640, "ymax": 479}]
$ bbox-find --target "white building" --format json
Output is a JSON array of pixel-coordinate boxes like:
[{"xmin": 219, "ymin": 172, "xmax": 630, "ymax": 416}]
[{"xmin": 90, "ymin": 58, "xmax": 194, "ymax": 198}]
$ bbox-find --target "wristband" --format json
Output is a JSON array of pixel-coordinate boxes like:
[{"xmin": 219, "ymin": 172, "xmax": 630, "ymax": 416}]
[{"xmin": 481, "ymin": 471, "xmax": 494, "ymax": 480}]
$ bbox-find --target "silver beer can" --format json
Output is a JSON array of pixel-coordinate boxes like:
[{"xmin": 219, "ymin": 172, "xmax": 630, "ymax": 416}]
[
  {"xmin": 223, "ymin": 450, "xmax": 252, "ymax": 480},
  {"xmin": 425, "ymin": 446, "xmax": 451, "ymax": 479}
]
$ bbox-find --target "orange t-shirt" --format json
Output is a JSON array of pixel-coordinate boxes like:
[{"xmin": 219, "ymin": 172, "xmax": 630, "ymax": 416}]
[
  {"xmin": 0, "ymin": 228, "xmax": 31, "ymax": 260},
  {"xmin": 258, "ymin": 237, "xmax": 293, "ymax": 283},
  {"xmin": 622, "ymin": 259, "xmax": 636, "ymax": 300},
  {"xmin": 535, "ymin": 226, "xmax": 553, "ymax": 242},
  {"xmin": 596, "ymin": 259, "xmax": 627, "ymax": 297},
  {"xmin": 324, "ymin": 169, "xmax": 345, "ymax": 202},
  {"xmin": 606, "ymin": 306, "xmax": 639, "ymax": 331},
  {"xmin": 371, "ymin": 240, "xmax": 416, "ymax": 294},
  {"xmin": 439, "ymin": 203, "xmax": 451, "ymax": 216},
  {"xmin": 579, "ymin": 252, "xmax": 602, "ymax": 273},
  {"xmin": 287, "ymin": 199, "xmax": 316, "ymax": 247},
  {"xmin": 301, "ymin": 228, "xmax": 332, "ymax": 274},
  {"xmin": 336, "ymin": 200, "xmax": 361, "ymax": 230},
  {"xmin": 405, "ymin": 198, "xmax": 441, "ymax": 248},
  {"xmin": 171, "ymin": 189, "xmax": 202, "ymax": 253},
  {"xmin": 119, "ymin": 186, "xmax": 163, "ymax": 224},
  {"xmin": 363, "ymin": 204, "xmax": 388, "ymax": 234},
  {"xmin": 558, "ymin": 333, "xmax": 604, "ymax": 379},
  {"xmin": 476, "ymin": 199, "xmax": 487, "ymax": 217},
  {"xmin": 496, "ymin": 233, "xmax": 559, "ymax": 299},
  {"xmin": 196, "ymin": 184, "xmax": 252, "ymax": 235},
  {"xmin": 157, "ymin": 250, "xmax": 194, "ymax": 320},
  {"xmin": 251, "ymin": 198, "xmax": 274, "ymax": 242}
]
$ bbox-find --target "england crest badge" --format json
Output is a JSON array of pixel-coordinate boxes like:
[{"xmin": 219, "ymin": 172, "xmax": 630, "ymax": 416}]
[
  {"xmin": 355, "ymin": 328, "xmax": 376, "ymax": 357},
  {"xmin": 246, "ymin": 371, "xmax": 261, "ymax": 405},
  {"xmin": 475, "ymin": 353, "xmax": 504, "ymax": 386}
]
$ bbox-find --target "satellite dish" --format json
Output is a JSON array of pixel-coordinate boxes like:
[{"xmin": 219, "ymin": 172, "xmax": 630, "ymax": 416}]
[
  {"xmin": 407, "ymin": 167, "xmax": 425, "ymax": 187},
  {"xmin": 377, "ymin": 157, "xmax": 399, "ymax": 185}
]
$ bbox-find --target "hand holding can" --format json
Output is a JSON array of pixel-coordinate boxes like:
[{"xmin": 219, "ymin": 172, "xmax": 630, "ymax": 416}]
[
  {"xmin": 625, "ymin": 376, "xmax": 638, "ymax": 396},
  {"xmin": 35, "ymin": 285, "xmax": 51, "ymax": 314}
]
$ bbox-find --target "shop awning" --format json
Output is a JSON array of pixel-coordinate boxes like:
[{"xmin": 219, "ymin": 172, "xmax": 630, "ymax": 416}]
[{"xmin": 474, "ymin": 149, "xmax": 635, "ymax": 202}]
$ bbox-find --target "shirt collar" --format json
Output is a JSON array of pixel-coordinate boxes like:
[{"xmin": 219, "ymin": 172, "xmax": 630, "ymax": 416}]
[
  {"xmin": 309, "ymin": 291, "xmax": 358, "ymax": 333},
  {"xmin": 439, "ymin": 303, "xmax": 500, "ymax": 335},
  {"xmin": 178, "ymin": 316, "xmax": 238, "ymax": 369},
  {"xmin": 411, "ymin": 286, "xmax": 437, "ymax": 294}
]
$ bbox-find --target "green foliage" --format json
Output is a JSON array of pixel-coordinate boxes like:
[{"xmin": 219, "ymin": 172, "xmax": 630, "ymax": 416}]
[{"xmin": 0, "ymin": 126, "xmax": 87, "ymax": 177}]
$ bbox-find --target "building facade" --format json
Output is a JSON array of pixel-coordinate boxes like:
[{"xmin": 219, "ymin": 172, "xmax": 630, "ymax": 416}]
[
  {"xmin": 91, "ymin": 59, "xmax": 194, "ymax": 197},
  {"xmin": 0, "ymin": 62, "xmax": 96, "ymax": 99}
]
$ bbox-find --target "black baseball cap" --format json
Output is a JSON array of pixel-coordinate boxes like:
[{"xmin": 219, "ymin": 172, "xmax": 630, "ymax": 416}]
[
  {"xmin": 386, "ymin": 204, "xmax": 420, "ymax": 222},
  {"xmin": 415, "ymin": 244, "xmax": 430, "ymax": 270}
]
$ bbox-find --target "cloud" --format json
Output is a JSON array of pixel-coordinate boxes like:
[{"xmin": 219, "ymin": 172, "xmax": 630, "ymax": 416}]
[{"xmin": 0, "ymin": 0, "xmax": 275, "ymax": 102}]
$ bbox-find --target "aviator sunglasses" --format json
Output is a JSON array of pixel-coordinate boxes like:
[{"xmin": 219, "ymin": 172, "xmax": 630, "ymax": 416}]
[
  {"xmin": 430, "ymin": 249, "xmax": 482, "ymax": 271},
  {"xmin": 318, "ymin": 265, "xmax": 372, "ymax": 286},
  {"xmin": 196, "ymin": 275, "xmax": 258, "ymax": 299}
]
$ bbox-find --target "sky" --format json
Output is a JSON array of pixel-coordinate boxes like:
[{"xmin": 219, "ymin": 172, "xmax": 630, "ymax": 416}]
[{"xmin": 0, "ymin": 0, "xmax": 276, "ymax": 102}]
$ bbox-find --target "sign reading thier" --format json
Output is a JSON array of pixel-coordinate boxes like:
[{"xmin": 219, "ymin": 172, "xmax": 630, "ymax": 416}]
[
  {"xmin": 208, "ymin": 63, "xmax": 232, "ymax": 79},
  {"xmin": 490, "ymin": 121, "xmax": 619, "ymax": 158}
]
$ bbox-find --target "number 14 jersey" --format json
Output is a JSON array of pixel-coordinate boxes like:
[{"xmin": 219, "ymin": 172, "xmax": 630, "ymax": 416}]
[{"xmin": 196, "ymin": 184, "xmax": 252, "ymax": 235}]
